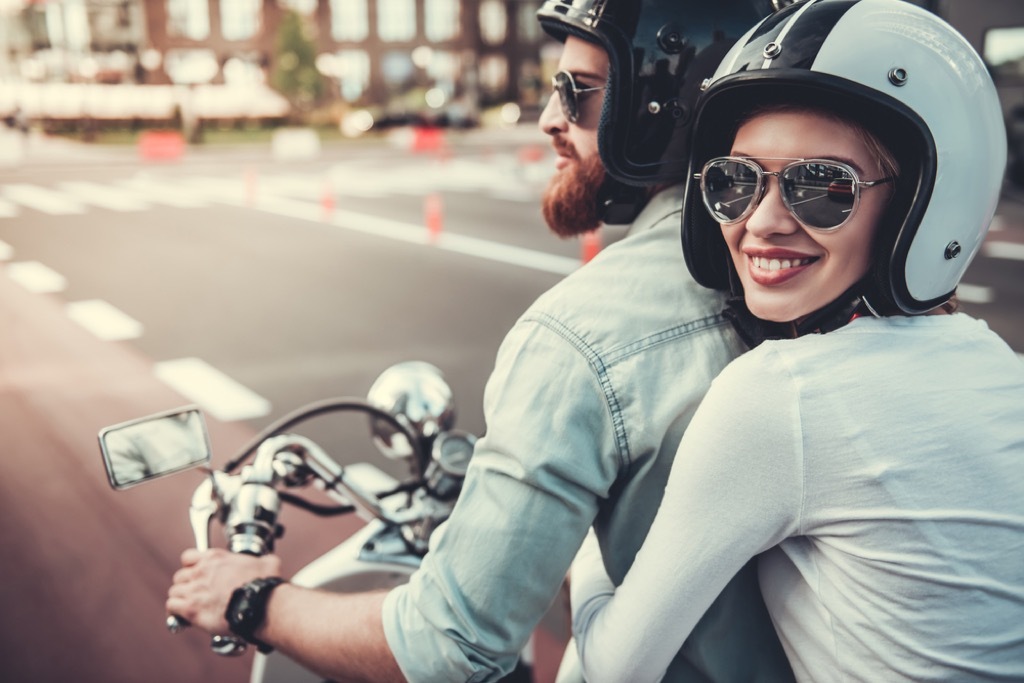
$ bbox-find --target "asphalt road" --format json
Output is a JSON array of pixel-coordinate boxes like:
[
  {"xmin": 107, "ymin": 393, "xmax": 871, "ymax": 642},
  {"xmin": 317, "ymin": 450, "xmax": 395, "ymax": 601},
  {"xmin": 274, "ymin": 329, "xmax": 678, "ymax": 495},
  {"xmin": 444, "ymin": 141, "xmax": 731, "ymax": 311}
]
[{"xmin": 0, "ymin": 127, "xmax": 1020, "ymax": 683}]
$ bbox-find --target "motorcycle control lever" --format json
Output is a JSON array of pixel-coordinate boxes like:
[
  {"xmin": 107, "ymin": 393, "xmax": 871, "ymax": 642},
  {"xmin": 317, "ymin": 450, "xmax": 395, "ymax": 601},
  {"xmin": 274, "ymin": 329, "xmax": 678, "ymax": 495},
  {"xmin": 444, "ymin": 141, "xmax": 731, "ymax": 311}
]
[{"xmin": 166, "ymin": 472, "xmax": 251, "ymax": 656}]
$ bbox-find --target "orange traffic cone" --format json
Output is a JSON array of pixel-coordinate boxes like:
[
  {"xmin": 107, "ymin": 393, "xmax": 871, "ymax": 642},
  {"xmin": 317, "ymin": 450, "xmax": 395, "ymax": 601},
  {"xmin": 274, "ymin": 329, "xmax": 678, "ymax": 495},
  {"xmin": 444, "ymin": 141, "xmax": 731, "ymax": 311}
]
[
  {"xmin": 321, "ymin": 178, "xmax": 335, "ymax": 220},
  {"xmin": 425, "ymin": 193, "xmax": 443, "ymax": 243},
  {"xmin": 581, "ymin": 228, "xmax": 602, "ymax": 264}
]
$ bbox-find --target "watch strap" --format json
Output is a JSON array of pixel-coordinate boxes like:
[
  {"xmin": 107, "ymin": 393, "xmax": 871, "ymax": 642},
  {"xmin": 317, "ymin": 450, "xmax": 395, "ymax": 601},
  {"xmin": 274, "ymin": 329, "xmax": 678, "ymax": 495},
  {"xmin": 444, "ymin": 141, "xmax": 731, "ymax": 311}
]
[{"xmin": 225, "ymin": 576, "xmax": 286, "ymax": 654}]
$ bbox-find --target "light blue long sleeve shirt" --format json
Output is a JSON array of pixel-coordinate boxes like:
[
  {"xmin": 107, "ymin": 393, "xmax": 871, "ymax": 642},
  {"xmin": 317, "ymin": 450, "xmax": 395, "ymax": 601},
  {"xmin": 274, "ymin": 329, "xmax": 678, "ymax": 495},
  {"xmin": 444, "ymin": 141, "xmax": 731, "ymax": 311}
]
[{"xmin": 382, "ymin": 187, "xmax": 794, "ymax": 682}]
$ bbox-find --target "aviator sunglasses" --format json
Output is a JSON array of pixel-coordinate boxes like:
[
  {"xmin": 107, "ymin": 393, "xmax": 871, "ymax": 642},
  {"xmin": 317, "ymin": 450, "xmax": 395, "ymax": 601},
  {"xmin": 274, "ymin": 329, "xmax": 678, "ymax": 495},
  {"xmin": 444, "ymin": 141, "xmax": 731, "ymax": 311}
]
[
  {"xmin": 551, "ymin": 70, "xmax": 604, "ymax": 123},
  {"xmin": 696, "ymin": 156, "xmax": 895, "ymax": 231}
]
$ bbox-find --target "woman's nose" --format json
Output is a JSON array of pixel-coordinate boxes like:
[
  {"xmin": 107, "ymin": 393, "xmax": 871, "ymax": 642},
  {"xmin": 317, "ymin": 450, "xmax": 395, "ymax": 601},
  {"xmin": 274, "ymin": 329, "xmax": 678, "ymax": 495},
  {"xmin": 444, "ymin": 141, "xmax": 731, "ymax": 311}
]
[
  {"xmin": 539, "ymin": 90, "xmax": 566, "ymax": 136},
  {"xmin": 743, "ymin": 176, "xmax": 800, "ymax": 237}
]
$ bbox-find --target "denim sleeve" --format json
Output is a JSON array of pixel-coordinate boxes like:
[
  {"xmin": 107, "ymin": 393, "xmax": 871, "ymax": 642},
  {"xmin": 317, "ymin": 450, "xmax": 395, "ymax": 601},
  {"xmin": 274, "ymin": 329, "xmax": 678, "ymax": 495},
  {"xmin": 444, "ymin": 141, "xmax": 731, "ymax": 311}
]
[{"xmin": 382, "ymin": 316, "xmax": 622, "ymax": 682}]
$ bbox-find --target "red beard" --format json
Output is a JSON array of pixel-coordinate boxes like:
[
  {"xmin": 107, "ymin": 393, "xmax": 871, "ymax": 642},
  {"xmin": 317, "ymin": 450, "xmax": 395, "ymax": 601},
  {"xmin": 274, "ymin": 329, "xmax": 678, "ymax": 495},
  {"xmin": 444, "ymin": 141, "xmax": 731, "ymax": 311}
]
[{"xmin": 541, "ymin": 141, "xmax": 607, "ymax": 238}]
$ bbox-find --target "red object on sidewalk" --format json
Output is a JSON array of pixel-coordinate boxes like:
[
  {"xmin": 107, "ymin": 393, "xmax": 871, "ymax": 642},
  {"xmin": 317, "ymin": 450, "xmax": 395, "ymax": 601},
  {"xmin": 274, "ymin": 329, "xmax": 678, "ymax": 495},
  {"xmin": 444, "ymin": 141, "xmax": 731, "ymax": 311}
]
[
  {"xmin": 581, "ymin": 228, "xmax": 602, "ymax": 263},
  {"xmin": 321, "ymin": 178, "xmax": 335, "ymax": 220},
  {"xmin": 138, "ymin": 130, "xmax": 185, "ymax": 161},
  {"xmin": 411, "ymin": 126, "xmax": 445, "ymax": 153},
  {"xmin": 425, "ymin": 193, "xmax": 443, "ymax": 242}
]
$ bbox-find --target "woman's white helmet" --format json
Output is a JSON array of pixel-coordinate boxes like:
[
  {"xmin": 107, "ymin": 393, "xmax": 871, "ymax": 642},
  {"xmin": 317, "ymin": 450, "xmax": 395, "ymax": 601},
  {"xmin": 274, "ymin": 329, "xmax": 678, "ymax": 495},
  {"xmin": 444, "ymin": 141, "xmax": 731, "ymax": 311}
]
[{"xmin": 681, "ymin": 0, "xmax": 1007, "ymax": 315}]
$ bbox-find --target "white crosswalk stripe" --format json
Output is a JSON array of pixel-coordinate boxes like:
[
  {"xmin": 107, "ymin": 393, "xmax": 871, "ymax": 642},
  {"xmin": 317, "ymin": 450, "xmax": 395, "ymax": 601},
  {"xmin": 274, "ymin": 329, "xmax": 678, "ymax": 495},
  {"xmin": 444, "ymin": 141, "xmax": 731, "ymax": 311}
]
[
  {"xmin": 5, "ymin": 260, "xmax": 67, "ymax": 293},
  {"xmin": 0, "ymin": 240, "xmax": 12, "ymax": 260},
  {"xmin": 0, "ymin": 197, "xmax": 18, "ymax": 217},
  {"xmin": 154, "ymin": 357, "xmax": 271, "ymax": 422},
  {"xmin": 56, "ymin": 181, "xmax": 152, "ymax": 212},
  {"xmin": 66, "ymin": 299, "xmax": 143, "ymax": 341},
  {"xmin": 957, "ymin": 283, "xmax": 994, "ymax": 304},
  {"xmin": 984, "ymin": 241, "xmax": 1024, "ymax": 261},
  {"xmin": 2, "ymin": 183, "xmax": 86, "ymax": 215},
  {"xmin": 115, "ymin": 176, "xmax": 212, "ymax": 208}
]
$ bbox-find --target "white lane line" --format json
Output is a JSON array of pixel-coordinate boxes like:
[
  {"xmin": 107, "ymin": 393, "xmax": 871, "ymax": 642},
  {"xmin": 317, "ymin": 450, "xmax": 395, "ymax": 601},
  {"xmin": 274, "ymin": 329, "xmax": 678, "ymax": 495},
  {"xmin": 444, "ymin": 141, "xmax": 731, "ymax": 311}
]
[
  {"xmin": 5, "ymin": 260, "xmax": 67, "ymax": 293},
  {"xmin": 0, "ymin": 197, "xmax": 18, "ymax": 218},
  {"xmin": 2, "ymin": 183, "xmax": 86, "ymax": 215},
  {"xmin": 117, "ymin": 176, "xmax": 211, "ymax": 208},
  {"xmin": 957, "ymin": 283, "xmax": 994, "ymax": 304},
  {"xmin": 66, "ymin": 299, "xmax": 143, "ymax": 341},
  {"xmin": 57, "ymin": 181, "xmax": 151, "ymax": 212},
  {"xmin": 984, "ymin": 241, "xmax": 1024, "ymax": 261},
  {"xmin": 154, "ymin": 357, "xmax": 271, "ymax": 422},
  {"xmin": 249, "ymin": 195, "xmax": 580, "ymax": 276},
  {"xmin": 989, "ymin": 215, "xmax": 1006, "ymax": 232},
  {"xmin": 0, "ymin": 240, "xmax": 12, "ymax": 260}
]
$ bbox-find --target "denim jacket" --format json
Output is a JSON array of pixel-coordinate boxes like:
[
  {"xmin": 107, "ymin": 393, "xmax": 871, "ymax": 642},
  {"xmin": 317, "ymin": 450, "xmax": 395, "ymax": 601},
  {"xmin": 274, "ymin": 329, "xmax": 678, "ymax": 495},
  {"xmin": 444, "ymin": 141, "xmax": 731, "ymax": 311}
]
[{"xmin": 383, "ymin": 187, "xmax": 793, "ymax": 682}]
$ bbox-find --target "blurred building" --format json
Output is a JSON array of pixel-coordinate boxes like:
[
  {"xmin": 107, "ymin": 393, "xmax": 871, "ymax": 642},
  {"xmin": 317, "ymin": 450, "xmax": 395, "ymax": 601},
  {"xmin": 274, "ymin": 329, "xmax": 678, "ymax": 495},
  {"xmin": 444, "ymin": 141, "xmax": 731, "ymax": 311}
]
[{"xmin": 0, "ymin": 0, "xmax": 555, "ymax": 127}]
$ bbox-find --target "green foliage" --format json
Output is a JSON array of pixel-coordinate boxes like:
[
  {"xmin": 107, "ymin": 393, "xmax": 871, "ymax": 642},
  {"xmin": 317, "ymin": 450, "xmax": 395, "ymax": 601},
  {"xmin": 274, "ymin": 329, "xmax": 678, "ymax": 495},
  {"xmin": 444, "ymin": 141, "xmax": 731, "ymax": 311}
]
[{"xmin": 270, "ymin": 10, "xmax": 325, "ymax": 119}]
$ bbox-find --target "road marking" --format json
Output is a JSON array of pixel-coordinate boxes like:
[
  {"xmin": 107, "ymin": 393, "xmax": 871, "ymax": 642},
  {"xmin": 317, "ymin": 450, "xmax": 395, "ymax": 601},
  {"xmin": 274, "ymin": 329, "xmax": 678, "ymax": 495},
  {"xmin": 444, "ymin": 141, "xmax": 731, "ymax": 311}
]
[
  {"xmin": 248, "ymin": 195, "xmax": 580, "ymax": 276},
  {"xmin": 154, "ymin": 357, "xmax": 271, "ymax": 422},
  {"xmin": 66, "ymin": 299, "xmax": 143, "ymax": 341},
  {"xmin": 2, "ymin": 183, "xmax": 86, "ymax": 215},
  {"xmin": 0, "ymin": 240, "xmax": 12, "ymax": 260},
  {"xmin": 0, "ymin": 197, "xmax": 17, "ymax": 218},
  {"xmin": 57, "ymin": 181, "xmax": 152, "ymax": 212},
  {"xmin": 5, "ymin": 260, "xmax": 67, "ymax": 293},
  {"xmin": 117, "ymin": 176, "xmax": 211, "ymax": 208},
  {"xmin": 957, "ymin": 283, "xmax": 993, "ymax": 304},
  {"xmin": 984, "ymin": 241, "xmax": 1024, "ymax": 261}
]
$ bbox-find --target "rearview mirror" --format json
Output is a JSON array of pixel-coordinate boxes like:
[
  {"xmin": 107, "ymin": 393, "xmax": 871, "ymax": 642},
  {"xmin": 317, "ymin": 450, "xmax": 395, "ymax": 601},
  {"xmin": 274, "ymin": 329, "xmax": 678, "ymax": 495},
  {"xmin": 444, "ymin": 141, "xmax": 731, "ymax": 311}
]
[{"xmin": 98, "ymin": 406, "xmax": 212, "ymax": 490}]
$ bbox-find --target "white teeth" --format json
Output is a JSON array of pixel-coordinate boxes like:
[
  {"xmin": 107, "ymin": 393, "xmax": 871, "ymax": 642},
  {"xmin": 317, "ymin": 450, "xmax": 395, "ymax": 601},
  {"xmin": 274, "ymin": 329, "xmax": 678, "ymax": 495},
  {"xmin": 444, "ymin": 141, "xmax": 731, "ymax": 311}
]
[{"xmin": 751, "ymin": 256, "xmax": 812, "ymax": 271}]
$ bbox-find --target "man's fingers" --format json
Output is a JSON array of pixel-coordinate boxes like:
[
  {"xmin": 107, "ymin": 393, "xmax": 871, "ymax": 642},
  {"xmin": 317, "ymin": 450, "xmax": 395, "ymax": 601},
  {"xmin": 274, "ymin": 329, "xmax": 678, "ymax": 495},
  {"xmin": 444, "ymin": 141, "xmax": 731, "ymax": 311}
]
[{"xmin": 180, "ymin": 547, "xmax": 203, "ymax": 565}]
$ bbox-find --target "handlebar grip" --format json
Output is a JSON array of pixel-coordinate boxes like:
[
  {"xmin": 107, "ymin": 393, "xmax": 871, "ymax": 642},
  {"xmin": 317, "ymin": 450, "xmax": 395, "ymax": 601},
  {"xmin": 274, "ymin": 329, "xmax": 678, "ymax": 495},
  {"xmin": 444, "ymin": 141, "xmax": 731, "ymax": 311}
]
[{"xmin": 166, "ymin": 614, "xmax": 189, "ymax": 633}]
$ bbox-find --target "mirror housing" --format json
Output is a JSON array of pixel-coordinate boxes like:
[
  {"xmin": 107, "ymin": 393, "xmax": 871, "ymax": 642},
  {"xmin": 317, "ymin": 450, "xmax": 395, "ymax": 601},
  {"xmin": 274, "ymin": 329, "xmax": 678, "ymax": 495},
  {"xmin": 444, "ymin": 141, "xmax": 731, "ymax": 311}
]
[{"xmin": 98, "ymin": 406, "xmax": 212, "ymax": 490}]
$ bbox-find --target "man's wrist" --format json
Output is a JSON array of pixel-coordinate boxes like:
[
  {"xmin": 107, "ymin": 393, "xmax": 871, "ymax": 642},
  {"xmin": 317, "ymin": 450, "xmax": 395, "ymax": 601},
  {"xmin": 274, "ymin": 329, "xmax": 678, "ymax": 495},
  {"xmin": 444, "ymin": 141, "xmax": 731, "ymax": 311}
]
[{"xmin": 225, "ymin": 576, "xmax": 286, "ymax": 653}]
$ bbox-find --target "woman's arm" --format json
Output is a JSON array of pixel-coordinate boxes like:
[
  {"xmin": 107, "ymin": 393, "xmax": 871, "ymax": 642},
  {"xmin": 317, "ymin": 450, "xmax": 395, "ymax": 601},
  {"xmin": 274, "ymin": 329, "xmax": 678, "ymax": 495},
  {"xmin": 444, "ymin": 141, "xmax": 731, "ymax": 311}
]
[{"xmin": 573, "ymin": 350, "xmax": 806, "ymax": 682}]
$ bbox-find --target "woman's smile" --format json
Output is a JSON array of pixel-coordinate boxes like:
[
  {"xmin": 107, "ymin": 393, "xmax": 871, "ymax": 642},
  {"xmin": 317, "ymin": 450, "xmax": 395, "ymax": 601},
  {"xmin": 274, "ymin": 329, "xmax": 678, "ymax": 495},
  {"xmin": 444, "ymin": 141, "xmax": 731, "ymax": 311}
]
[{"xmin": 744, "ymin": 249, "xmax": 819, "ymax": 286}]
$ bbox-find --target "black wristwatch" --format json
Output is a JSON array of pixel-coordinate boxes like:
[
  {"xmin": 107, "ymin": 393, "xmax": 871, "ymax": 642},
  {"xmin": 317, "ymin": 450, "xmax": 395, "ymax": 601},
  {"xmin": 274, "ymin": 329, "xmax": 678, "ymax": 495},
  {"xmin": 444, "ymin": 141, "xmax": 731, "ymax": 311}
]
[{"xmin": 225, "ymin": 576, "xmax": 286, "ymax": 653}]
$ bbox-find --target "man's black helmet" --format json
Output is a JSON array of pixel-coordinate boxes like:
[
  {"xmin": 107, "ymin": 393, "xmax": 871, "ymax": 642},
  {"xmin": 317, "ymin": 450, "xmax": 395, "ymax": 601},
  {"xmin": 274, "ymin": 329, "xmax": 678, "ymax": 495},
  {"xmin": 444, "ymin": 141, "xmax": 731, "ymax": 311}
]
[{"xmin": 537, "ymin": 0, "xmax": 784, "ymax": 186}]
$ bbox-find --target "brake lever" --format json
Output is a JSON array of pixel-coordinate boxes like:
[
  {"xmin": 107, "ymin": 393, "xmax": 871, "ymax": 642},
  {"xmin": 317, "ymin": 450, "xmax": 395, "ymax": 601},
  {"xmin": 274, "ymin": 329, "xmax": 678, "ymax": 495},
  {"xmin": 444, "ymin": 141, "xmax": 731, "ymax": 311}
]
[{"xmin": 166, "ymin": 473, "xmax": 250, "ymax": 656}]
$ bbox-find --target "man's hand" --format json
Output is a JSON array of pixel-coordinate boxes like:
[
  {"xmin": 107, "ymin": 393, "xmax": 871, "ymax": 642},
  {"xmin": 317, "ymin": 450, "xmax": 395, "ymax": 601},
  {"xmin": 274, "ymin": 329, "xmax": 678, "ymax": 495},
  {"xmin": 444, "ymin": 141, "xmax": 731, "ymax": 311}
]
[{"xmin": 166, "ymin": 548, "xmax": 282, "ymax": 634}]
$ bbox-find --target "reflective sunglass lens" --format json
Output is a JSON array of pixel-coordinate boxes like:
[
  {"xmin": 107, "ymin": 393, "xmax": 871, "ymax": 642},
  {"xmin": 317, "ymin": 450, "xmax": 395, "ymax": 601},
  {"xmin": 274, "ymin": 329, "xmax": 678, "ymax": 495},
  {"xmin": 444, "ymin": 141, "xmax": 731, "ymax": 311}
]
[
  {"xmin": 780, "ymin": 163, "xmax": 856, "ymax": 229},
  {"xmin": 702, "ymin": 159, "xmax": 759, "ymax": 223},
  {"xmin": 552, "ymin": 72, "xmax": 578, "ymax": 122}
]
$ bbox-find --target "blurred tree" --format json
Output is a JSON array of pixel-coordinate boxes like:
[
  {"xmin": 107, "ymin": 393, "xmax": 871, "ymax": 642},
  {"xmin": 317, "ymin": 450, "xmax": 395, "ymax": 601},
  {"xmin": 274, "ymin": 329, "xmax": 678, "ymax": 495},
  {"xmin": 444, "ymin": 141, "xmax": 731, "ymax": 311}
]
[{"xmin": 270, "ymin": 10, "xmax": 325, "ymax": 123}]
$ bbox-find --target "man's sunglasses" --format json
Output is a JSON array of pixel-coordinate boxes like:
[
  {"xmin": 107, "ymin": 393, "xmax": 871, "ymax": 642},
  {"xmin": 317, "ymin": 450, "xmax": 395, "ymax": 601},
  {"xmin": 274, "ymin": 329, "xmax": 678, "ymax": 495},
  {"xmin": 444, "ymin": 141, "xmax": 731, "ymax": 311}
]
[
  {"xmin": 695, "ymin": 156, "xmax": 895, "ymax": 231},
  {"xmin": 551, "ymin": 70, "xmax": 604, "ymax": 124}
]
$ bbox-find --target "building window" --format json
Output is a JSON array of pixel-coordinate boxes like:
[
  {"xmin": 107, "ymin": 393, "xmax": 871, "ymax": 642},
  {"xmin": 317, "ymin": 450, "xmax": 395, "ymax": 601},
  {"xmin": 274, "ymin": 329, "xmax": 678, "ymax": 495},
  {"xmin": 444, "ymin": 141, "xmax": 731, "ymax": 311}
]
[
  {"xmin": 164, "ymin": 48, "xmax": 219, "ymax": 84},
  {"xmin": 518, "ymin": 2, "xmax": 542, "ymax": 43},
  {"xmin": 479, "ymin": 53, "xmax": 508, "ymax": 97},
  {"xmin": 378, "ymin": 0, "xmax": 416, "ymax": 42},
  {"xmin": 61, "ymin": 0, "xmax": 92, "ymax": 51},
  {"xmin": 479, "ymin": 0, "xmax": 506, "ymax": 45},
  {"xmin": 331, "ymin": 0, "xmax": 368, "ymax": 41},
  {"xmin": 336, "ymin": 50, "xmax": 371, "ymax": 101},
  {"xmin": 221, "ymin": 0, "xmax": 261, "ymax": 41},
  {"xmin": 223, "ymin": 54, "xmax": 265, "ymax": 84},
  {"xmin": 425, "ymin": 0, "xmax": 459, "ymax": 42},
  {"xmin": 167, "ymin": 0, "xmax": 210, "ymax": 40},
  {"xmin": 381, "ymin": 50, "xmax": 415, "ymax": 90}
]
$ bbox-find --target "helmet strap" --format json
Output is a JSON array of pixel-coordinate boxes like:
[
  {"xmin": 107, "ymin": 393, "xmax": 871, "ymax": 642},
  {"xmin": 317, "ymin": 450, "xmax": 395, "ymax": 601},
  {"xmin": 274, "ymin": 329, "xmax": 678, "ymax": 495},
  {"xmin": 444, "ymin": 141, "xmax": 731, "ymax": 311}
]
[
  {"xmin": 597, "ymin": 176, "xmax": 648, "ymax": 225},
  {"xmin": 722, "ymin": 278, "xmax": 869, "ymax": 349}
]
